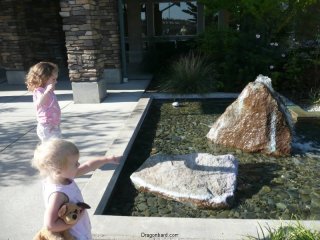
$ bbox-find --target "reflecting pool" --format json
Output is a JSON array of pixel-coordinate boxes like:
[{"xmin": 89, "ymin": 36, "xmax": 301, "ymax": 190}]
[{"xmin": 104, "ymin": 99, "xmax": 320, "ymax": 220}]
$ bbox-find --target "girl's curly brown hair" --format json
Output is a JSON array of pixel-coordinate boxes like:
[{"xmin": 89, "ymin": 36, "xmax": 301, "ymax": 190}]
[{"xmin": 25, "ymin": 62, "xmax": 58, "ymax": 91}]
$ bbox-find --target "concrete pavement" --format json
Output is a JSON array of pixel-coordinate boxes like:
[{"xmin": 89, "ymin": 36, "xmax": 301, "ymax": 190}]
[{"xmin": 0, "ymin": 78, "xmax": 150, "ymax": 240}]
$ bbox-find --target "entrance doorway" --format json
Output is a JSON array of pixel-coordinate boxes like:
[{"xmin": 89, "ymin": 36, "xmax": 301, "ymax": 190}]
[{"xmin": 122, "ymin": 0, "xmax": 204, "ymax": 76}]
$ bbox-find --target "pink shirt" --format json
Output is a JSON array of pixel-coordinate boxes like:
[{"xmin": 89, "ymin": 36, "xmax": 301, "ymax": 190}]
[
  {"xmin": 33, "ymin": 87, "xmax": 61, "ymax": 126},
  {"xmin": 42, "ymin": 178, "xmax": 92, "ymax": 240}
]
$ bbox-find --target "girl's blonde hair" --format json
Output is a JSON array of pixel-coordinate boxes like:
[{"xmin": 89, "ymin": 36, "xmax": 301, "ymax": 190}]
[
  {"xmin": 32, "ymin": 139, "xmax": 79, "ymax": 177},
  {"xmin": 25, "ymin": 62, "xmax": 58, "ymax": 91}
]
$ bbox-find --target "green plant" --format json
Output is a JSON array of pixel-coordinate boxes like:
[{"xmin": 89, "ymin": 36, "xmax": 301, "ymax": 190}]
[
  {"xmin": 197, "ymin": 25, "xmax": 283, "ymax": 91},
  {"xmin": 197, "ymin": 0, "xmax": 320, "ymax": 95},
  {"xmin": 245, "ymin": 222, "xmax": 320, "ymax": 240},
  {"xmin": 309, "ymin": 88, "xmax": 320, "ymax": 104},
  {"xmin": 271, "ymin": 37, "xmax": 320, "ymax": 99},
  {"xmin": 142, "ymin": 40, "xmax": 197, "ymax": 75},
  {"xmin": 159, "ymin": 51, "xmax": 221, "ymax": 94}
]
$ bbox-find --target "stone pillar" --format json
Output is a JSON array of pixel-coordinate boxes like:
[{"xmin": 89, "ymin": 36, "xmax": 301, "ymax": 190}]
[
  {"xmin": 127, "ymin": 1, "xmax": 143, "ymax": 63},
  {"xmin": 60, "ymin": 0, "xmax": 106, "ymax": 103},
  {"xmin": 197, "ymin": 3, "xmax": 205, "ymax": 34},
  {"xmin": 146, "ymin": 2, "xmax": 155, "ymax": 50},
  {"xmin": 99, "ymin": 0, "xmax": 122, "ymax": 83},
  {"xmin": 146, "ymin": 2, "xmax": 155, "ymax": 37}
]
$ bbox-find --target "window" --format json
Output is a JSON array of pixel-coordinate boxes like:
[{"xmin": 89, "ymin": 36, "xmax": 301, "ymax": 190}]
[{"xmin": 155, "ymin": 1, "xmax": 197, "ymax": 36}]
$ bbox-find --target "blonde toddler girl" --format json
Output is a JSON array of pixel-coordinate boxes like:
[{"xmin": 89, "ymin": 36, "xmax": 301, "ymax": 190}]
[
  {"xmin": 32, "ymin": 139, "xmax": 121, "ymax": 240},
  {"xmin": 26, "ymin": 62, "xmax": 61, "ymax": 142}
]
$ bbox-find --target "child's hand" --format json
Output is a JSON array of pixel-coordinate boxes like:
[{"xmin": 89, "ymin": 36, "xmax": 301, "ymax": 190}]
[
  {"xmin": 108, "ymin": 155, "xmax": 121, "ymax": 164},
  {"xmin": 45, "ymin": 83, "xmax": 55, "ymax": 93}
]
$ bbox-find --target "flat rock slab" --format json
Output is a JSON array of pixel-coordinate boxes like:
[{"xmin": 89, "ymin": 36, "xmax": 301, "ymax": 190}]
[{"xmin": 130, "ymin": 153, "xmax": 238, "ymax": 209}]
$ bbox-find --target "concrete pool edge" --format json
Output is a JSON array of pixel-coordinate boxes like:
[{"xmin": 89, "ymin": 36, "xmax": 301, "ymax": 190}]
[
  {"xmin": 90, "ymin": 217, "xmax": 319, "ymax": 240},
  {"xmin": 82, "ymin": 93, "xmax": 320, "ymax": 240}
]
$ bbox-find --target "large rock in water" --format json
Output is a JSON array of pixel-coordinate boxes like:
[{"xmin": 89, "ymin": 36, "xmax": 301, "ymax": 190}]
[
  {"xmin": 130, "ymin": 153, "xmax": 238, "ymax": 209},
  {"xmin": 207, "ymin": 75, "xmax": 294, "ymax": 156}
]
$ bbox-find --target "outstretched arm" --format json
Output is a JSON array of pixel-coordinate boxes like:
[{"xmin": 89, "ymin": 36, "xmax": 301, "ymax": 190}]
[{"xmin": 76, "ymin": 155, "xmax": 121, "ymax": 177}]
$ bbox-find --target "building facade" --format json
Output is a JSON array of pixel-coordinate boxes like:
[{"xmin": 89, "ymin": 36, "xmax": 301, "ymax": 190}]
[{"xmin": 0, "ymin": 0, "xmax": 204, "ymax": 103}]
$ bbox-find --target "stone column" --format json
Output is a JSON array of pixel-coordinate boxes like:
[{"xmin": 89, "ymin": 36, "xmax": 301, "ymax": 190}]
[
  {"xmin": 127, "ymin": 1, "xmax": 143, "ymax": 63},
  {"xmin": 99, "ymin": 0, "xmax": 122, "ymax": 84},
  {"xmin": 146, "ymin": 2, "xmax": 155, "ymax": 49},
  {"xmin": 60, "ymin": 0, "xmax": 106, "ymax": 103},
  {"xmin": 146, "ymin": 2, "xmax": 155, "ymax": 37},
  {"xmin": 197, "ymin": 3, "xmax": 205, "ymax": 34}
]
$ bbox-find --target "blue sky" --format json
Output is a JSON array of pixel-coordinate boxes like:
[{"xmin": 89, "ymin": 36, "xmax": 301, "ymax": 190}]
[{"xmin": 160, "ymin": 2, "xmax": 195, "ymax": 20}]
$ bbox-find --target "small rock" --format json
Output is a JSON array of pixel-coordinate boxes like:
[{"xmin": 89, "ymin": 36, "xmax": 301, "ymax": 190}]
[
  {"xmin": 172, "ymin": 101, "xmax": 180, "ymax": 107},
  {"xmin": 276, "ymin": 202, "xmax": 287, "ymax": 210},
  {"xmin": 260, "ymin": 185, "xmax": 271, "ymax": 193}
]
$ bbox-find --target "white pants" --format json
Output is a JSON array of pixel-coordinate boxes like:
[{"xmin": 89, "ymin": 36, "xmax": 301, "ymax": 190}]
[{"xmin": 37, "ymin": 123, "xmax": 61, "ymax": 142}]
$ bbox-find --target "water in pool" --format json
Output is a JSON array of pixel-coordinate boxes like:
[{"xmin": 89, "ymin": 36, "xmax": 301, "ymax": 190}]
[{"xmin": 104, "ymin": 99, "xmax": 320, "ymax": 220}]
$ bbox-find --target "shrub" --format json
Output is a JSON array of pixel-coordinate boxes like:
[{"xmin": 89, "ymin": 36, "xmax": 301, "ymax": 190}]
[
  {"xmin": 159, "ymin": 51, "xmax": 221, "ymax": 94},
  {"xmin": 198, "ymin": 0, "xmax": 320, "ymax": 98},
  {"xmin": 197, "ymin": 26, "xmax": 281, "ymax": 92},
  {"xmin": 309, "ymin": 88, "xmax": 320, "ymax": 104},
  {"xmin": 270, "ymin": 38, "xmax": 320, "ymax": 100}
]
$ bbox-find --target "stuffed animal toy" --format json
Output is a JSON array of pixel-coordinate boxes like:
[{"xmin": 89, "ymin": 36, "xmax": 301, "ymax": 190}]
[{"xmin": 33, "ymin": 202, "xmax": 91, "ymax": 240}]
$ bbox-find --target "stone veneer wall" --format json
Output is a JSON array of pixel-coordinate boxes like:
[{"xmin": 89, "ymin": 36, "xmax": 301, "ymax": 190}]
[
  {"xmin": 0, "ymin": 0, "xmax": 27, "ymax": 70},
  {"xmin": 0, "ymin": 0, "xmax": 120, "ymax": 80},
  {"xmin": 99, "ymin": 0, "xmax": 121, "ymax": 70},
  {"xmin": 0, "ymin": 0, "xmax": 66, "ymax": 70},
  {"xmin": 60, "ymin": 0, "xmax": 121, "ymax": 82}
]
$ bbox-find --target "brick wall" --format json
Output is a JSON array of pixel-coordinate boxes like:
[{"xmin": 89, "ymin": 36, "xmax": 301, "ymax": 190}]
[
  {"xmin": 0, "ymin": 0, "xmax": 26, "ymax": 70},
  {"xmin": 0, "ymin": 0, "xmax": 121, "ymax": 82},
  {"xmin": 0, "ymin": 0, "xmax": 66, "ymax": 70}
]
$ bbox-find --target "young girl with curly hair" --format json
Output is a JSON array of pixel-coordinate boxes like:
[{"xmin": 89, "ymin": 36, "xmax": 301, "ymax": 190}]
[{"xmin": 26, "ymin": 62, "xmax": 61, "ymax": 142}]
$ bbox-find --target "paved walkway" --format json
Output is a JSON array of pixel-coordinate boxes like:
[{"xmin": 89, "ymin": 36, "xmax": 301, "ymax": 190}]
[{"xmin": 0, "ymin": 79, "xmax": 150, "ymax": 240}]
